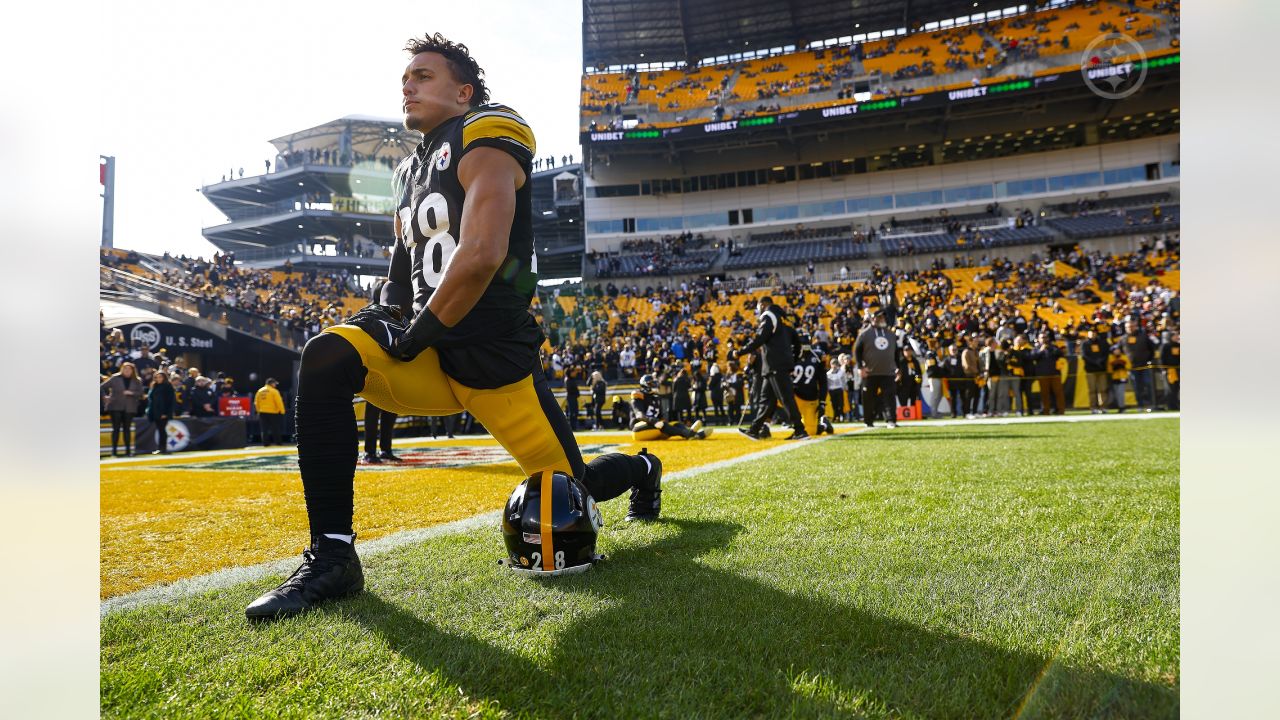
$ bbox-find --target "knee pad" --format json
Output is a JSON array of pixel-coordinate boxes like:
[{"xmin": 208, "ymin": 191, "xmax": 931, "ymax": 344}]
[{"xmin": 298, "ymin": 332, "xmax": 367, "ymax": 399}]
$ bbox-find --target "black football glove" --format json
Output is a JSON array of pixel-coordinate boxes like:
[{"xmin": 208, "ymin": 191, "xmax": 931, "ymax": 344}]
[
  {"xmin": 393, "ymin": 305, "xmax": 449, "ymax": 362},
  {"xmin": 345, "ymin": 304, "xmax": 407, "ymax": 355}
]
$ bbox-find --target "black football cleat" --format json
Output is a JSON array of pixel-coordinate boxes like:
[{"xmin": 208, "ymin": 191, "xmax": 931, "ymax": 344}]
[
  {"xmin": 738, "ymin": 427, "xmax": 766, "ymax": 441},
  {"xmin": 786, "ymin": 429, "xmax": 811, "ymax": 440},
  {"xmin": 361, "ymin": 452, "xmax": 381, "ymax": 464},
  {"xmin": 378, "ymin": 451, "xmax": 402, "ymax": 462},
  {"xmin": 245, "ymin": 535, "xmax": 364, "ymax": 622},
  {"xmin": 625, "ymin": 448, "xmax": 663, "ymax": 522}
]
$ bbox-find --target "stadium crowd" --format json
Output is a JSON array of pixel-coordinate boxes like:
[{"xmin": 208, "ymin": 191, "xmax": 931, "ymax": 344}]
[{"xmin": 539, "ymin": 239, "xmax": 1180, "ymax": 431}]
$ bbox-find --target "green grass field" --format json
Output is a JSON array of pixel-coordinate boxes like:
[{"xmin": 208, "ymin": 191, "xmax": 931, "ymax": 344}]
[{"xmin": 101, "ymin": 418, "xmax": 1179, "ymax": 719}]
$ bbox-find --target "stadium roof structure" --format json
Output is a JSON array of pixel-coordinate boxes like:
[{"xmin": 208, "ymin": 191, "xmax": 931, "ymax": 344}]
[
  {"xmin": 583, "ymin": 0, "xmax": 1006, "ymax": 67},
  {"xmin": 268, "ymin": 115, "xmax": 422, "ymax": 158}
]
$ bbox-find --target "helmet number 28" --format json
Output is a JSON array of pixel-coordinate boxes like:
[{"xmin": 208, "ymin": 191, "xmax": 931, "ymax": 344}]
[
  {"xmin": 399, "ymin": 192, "xmax": 457, "ymax": 290},
  {"xmin": 529, "ymin": 551, "xmax": 567, "ymax": 570}
]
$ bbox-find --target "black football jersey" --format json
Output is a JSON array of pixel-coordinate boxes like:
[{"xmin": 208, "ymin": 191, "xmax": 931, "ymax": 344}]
[
  {"xmin": 792, "ymin": 350, "xmax": 825, "ymax": 402},
  {"xmin": 390, "ymin": 103, "xmax": 538, "ymax": 347},
  {"xmin": 631, "ymin": 391, "xmax": 662, "ymax": 422}
]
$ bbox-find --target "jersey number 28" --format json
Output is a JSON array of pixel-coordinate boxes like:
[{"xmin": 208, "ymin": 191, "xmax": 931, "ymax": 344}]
[{"xmin": 398, "ymin": 192, "xmax": 456, "ymax": 289}]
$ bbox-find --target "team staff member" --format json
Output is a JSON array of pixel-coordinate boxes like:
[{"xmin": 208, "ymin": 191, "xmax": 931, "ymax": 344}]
[
  {"xmin": 254, "ymin": 378, "xmax": 287, "ymax": 446},
  {"xmin": 362, "ymin": 403, "xmax": 400, "ymax": 463},
  {"xmin": 247, "ymin": 34, "xmax": 661, "ymax": 620},
  {"xmin": 854, "ymin": 310, "xmax": 898, "ymax": 428},
  {"xmin": 1081, "ymin": 329, "xmax": 1110, "ymax": 414},
  {"xmin": 737, "ymin": 296, "xmax": 807, "ymax": 440}
]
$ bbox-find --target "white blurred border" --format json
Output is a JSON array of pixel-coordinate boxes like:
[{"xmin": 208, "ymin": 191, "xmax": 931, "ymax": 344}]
[
  {"xmin": 1181, "ymin": 1, "xmax": 1280, "ymax": 718},
  {"xmin": 3, "ymin": 0, "xmax": 1280, "ymax": 717}
]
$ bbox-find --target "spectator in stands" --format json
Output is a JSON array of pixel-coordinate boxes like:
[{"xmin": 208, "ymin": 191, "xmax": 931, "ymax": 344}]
[
  {"xmin": 134, "ymin": 346, "xmax": 158, "ymax": 374},
  {"xmin": 189, "ymin": 376, "xmax": 217, "ymax": 417},
  {"xmin": 1123, "ymin": 319, "xmax": 1157, "ymax": 412},
  {"xmin": 590, "ymin": 371, "xmax": 608, "ymax": 431},
  {"xmin": 564, "ymin": 366, "xmax": 582, "ymax": 431},
  {"xmin": 826, "ymin": 358, "xmax": 848, "ymax": 423},
  {"xmin": 1159, "ymin": 330, "xmax": 1179, "ymax": 411},
  {"xmin": 1032, "ymin": 332, "xmax": 1066, "ymax": 415},
  {"xmin": 671, "ymin": 368, "xmax": 692, "ymax": 423},
  {"xmin": 717, "ymin": 361, "xmax": 739, "ymax": 424},
  {"xmin": 101, "ymin": 362, "xmax": 143, "ymax": 457},
  {"xmin": 1108, "ymin": 345, "xmax": 1131, "ymax": 412},
  {"xmin": 897, "ymin": 344, "xmax": 923, "ymax": 413},
  {"xmin": 707, "ymin": 363, "xmax": 726, "ymax": 425},
  {"xmin": 1081, "ymin": 329, "xmax": 1110, "ymax": 414},
  {"xmin": 144, "ymin": 370, "xmax": 178, "ymax": 455},
  {"xmin": 255, "ymin": 378, "xmax": 287, "ymax": 446},
  {"xmin": 959, "ymin": 336, "xmax": 981, "ymax": 418}
]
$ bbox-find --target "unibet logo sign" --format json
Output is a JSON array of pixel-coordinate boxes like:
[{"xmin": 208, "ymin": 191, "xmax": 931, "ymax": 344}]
[{"xmin": 131, "ymin": 323, "xmax": 161, "ymax": 350}]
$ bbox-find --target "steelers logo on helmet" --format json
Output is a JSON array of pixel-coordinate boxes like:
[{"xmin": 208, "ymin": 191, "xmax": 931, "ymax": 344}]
[{"xmin": 500, "ymin": 470, "xmax": 603, "ymax": 577}]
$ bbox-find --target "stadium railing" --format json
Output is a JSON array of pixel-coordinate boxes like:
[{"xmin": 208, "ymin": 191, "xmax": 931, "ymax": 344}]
[{"xmin": 100, "ymin": 266, "xmax": 311, "ymax": 351}]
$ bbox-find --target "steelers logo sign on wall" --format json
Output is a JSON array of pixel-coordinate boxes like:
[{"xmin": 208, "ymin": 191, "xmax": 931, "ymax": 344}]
[
  {"xmin": 435, "ymin": 142, "xmax": 452, "ymax": 171},
  {"xmin": 874, "ymin": 336, "xmax": 890, "ymax": 351},
  {"xmin": 165, "ymin": 420, "xmax": 191, "ymax": 452}
]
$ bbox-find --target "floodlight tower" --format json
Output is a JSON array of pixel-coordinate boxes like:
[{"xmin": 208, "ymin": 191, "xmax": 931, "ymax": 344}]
[{"xmin": 100, "ymin": 155, "xmax": 115, "ymax": 249}]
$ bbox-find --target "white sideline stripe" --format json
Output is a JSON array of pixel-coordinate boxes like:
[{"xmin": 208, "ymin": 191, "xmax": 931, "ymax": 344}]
[
  {"xmin": 99, "ymin": 432, "xmax": 844, "ymax": 616},
  {"xmin": 860, "ymin": 411, "xmax": 1180, "ymax": 429}
]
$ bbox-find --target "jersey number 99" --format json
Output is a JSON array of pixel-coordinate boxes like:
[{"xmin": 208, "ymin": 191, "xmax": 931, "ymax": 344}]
[
  {"xmin": 398, "ymin": 192, "xmax": 457, "ymax": 289},
  {"xmin": 792, "ymin": 364, "xmax": 816, "ymax": 386}
]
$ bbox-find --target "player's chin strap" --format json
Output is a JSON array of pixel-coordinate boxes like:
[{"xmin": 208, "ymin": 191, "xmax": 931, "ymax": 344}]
[{"xmin": 498, "ymin": 554, "xmax": 605, "ymax": 577}]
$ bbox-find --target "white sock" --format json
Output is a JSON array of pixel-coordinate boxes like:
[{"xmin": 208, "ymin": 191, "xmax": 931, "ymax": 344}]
[
  {"xmin": 323, "ymin": 533, "xmax": 354, "ymax": 544},
  {"xmin": 639, "ymin": 455, "xmax": 653, "ymax": 474}
]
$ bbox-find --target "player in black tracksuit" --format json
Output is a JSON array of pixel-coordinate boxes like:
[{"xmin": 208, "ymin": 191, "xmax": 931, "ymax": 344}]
[
  {"xmin": 245, "ymin": 36, "xmax": 660, "ymax": 620},
  {"xmin": 737, "ymin": 296, "xmax": 807, "ymax": 440}
]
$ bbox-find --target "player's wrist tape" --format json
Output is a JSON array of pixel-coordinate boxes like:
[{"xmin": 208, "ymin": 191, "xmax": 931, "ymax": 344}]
[{"xmin": 395, "ymin": 306, "xmax": 449, "ymax": 361}]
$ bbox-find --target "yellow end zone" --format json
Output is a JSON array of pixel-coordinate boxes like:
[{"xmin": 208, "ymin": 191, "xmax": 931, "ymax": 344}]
[{"xmin": 100, "ymin": 429, "xmax": 849, "ymax": 599}]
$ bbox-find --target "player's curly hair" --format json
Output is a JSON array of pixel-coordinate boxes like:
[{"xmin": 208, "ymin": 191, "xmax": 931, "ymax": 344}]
[{"xmin": 404, "ymin": 33, "xmax": 490, "ymax": 108}]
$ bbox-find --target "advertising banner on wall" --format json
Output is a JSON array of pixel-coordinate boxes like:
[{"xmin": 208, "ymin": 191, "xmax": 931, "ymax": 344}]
[{"xmin": 133, "ymin": 417, "xmax": 247, "ymax": 453}]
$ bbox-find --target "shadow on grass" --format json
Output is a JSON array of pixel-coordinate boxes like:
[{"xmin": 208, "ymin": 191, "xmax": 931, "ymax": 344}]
[{"xmin": 332, "ymin": 519, "xmax": 1176, "ymax": 719}]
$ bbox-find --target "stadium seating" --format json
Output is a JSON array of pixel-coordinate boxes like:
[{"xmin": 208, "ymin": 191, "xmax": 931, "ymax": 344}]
[
  {"xmin": 1050, "ymin": 191, "xmax": 1172, "ymax": 215},
  {"xmin": 723, "ymin": 237, "xmax": 870, "ymax": 271},
  {"xmin": 1046, "ymin": 204, "xmax": 1179, "ymax": 240},
  {"xmin": 749, "ymin": 225, "xmax": 850, "ymax": 244},
  {"xmin": 581, "ymin": 1, "xmax": 1179, "ymax": 129},
  {"xmin": 594, "ymin": 248, "xmax": 721, "ymax": 278}
]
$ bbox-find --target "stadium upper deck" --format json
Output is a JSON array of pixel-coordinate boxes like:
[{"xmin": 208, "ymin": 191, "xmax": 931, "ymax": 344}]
[
  {"xmin": 200, "ymin": 117, "xmax": 419, "ymax": 270},
  {"xmin": 580, "ymin": 0, "xmax": 1179, "ymax": 137}
]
